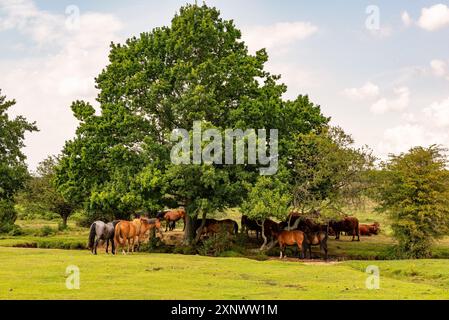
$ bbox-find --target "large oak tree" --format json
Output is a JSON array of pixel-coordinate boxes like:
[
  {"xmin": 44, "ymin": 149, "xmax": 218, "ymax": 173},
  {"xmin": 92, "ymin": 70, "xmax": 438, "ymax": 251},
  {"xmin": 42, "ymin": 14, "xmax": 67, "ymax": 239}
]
[{"xmin": 56, "ymin": 4, "xmax": 328, "ymax": 243}]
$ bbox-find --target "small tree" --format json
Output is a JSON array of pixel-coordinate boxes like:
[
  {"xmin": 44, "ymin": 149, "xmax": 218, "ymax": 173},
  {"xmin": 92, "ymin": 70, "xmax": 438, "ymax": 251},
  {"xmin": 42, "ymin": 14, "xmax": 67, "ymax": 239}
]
[
  {"xmin": 289, "ymin": 126, "xmax": 374, "ymax": 216},
  {"xmin": 241, "ymin": 175, "xmax": 291, "ymax": 250},
  {"xmin": 376, "ymin": 146, "xmax": 449, "ymax": 258},
  {"xmin": 21, "ymin": 157, "xmax": 76, "ymax": 228}
]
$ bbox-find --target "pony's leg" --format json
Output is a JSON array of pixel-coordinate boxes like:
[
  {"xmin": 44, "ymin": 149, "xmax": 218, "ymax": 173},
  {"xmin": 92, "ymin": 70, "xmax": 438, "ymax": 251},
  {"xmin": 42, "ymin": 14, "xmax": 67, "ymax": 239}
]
[
  {"xmin": 106, "ymin": 239, "xmax": 109, "ymax": 254},
  {"xmin": 321, "ymin": 243, "xmax": 328, "ymax": 260},
  {"xmin": 279, "ymin": 244, "xmax": 283, "ymax": 259},
  {"xmin": 165, "ymin": 221, "xmax": 168, "ymax": 232},
  {"xmin": 94, "ymin": 239, "xmax": 99, "ymax": 255},
  {"xmin": 111, "ymin": 240, "xmax": 115, "ymax": 255},
  {"xmin": 298, "ymin": 243, "xmax": 304, "ymax": 259}
]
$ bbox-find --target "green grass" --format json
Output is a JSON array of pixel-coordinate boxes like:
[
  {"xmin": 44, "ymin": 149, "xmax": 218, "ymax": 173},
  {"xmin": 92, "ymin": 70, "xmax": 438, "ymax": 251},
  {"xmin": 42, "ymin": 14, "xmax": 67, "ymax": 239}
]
[{"xmin": 1, "ymin": 247, "xmax": 449, "ymax": 300}]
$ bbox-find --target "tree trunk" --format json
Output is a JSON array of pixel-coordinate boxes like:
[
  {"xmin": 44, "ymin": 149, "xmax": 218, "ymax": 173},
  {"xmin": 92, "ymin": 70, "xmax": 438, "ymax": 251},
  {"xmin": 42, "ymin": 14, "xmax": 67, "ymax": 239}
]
[
  {"xmin": 183, "ymin": 214, "xmax": 197, "ymax": 246},
  {"xmin": 193, "ymin": 210, "xmax": 207, "ymax": 244},
  {"xmin": 259, "ymin": 219, "xmax": 267, "ymax": 251},
  {"xmin": 61, "ymin": 215, "xmax": 68, "ymax": 228}
]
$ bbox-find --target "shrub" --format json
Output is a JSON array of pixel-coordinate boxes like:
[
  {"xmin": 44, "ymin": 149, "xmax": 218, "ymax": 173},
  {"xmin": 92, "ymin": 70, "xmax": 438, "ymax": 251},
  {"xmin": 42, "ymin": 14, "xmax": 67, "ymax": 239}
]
[
  {"xmin": 8, "ymin": 225, "xmax": 23, "ymax": 236},
  {"xmin": 58, "ymin": 222, "xmax": 68, "ymax": 231},
  {"xmin": 375, "ymin": 146, "xmax": 449, "ymax": 258},
  {"xmin": 38, "ymin": 226, "xmax": 56, "ymax": 237},
  {"xmin": 197, "ymin": 231, "xmax": 234, "ymax": 257}
]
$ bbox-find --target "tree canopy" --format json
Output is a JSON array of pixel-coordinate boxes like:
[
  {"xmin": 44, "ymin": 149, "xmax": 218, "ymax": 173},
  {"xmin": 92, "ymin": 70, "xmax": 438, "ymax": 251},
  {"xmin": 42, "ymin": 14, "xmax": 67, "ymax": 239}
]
[{"xmin": 0, "ymin": 89, "xmax": 37, "ymax": 233}]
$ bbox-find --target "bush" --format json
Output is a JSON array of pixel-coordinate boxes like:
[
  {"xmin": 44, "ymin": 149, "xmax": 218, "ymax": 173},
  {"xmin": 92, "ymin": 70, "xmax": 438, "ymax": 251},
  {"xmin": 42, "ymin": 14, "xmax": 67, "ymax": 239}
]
[
  {"xmin": 8, "ymin": 225, "xmax": 23, "ymax": 236},
  {"xmin": 58, "ymin": 222, "xmax": 68, "ymax": 231},
  {"xmin": 0, "ymin": 200, "xmax": 17, "ymax": 234},
  {"xmin": 38, "ymin": 226, "xmax": 56, "ymax": 237},
  {"xmin": 197, "ymin": 231, "xmax": 234, "ymax": 257}
]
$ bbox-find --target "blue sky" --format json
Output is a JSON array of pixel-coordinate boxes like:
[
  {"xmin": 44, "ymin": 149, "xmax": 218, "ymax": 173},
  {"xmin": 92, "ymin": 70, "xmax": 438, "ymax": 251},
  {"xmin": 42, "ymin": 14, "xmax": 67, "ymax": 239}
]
[{"xmin": 1, "ymin": 0, "xmax": 449, "ymax": 170}]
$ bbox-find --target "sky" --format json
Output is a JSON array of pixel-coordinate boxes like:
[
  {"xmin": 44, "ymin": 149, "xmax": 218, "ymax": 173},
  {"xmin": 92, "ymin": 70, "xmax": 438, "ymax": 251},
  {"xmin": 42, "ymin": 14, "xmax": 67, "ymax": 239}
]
[{"xmin": 1, "ymin": 0, "xmax": 449, "ymax": 170}]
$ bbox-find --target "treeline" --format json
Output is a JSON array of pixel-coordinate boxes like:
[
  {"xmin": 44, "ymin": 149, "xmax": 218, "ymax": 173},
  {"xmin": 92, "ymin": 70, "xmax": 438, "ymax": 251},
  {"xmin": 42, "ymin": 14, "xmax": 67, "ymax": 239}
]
[{"xmin": 1, "ymin": 4, "xmax": 449, "ymax": 258}]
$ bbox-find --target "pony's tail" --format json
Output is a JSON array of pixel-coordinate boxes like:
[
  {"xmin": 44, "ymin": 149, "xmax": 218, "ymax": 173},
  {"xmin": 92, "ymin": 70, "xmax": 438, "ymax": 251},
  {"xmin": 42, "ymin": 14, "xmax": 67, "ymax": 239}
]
[
  {"xmin": 88, "ymin": 222, "xmax": 96, "ymax": 249},
  {"xmin": 233, "ymin": 221, "xmax": 238, "ymax": 235},
  {"xmin": 114, "ymin": 222, "xmax": 123, "ymax": 246}
]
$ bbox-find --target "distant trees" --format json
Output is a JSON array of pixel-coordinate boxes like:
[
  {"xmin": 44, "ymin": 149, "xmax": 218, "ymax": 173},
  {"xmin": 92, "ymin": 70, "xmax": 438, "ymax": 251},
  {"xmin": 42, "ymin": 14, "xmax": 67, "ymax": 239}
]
[
  {"xmin": 375, "ymin": 146, "xmax": 449, "ymax": 258},
  {"xmin": 0, "ymin": 90, "xmax": 37, "ymax": 233},
  {"xmin": 19, "ymin": 157, "xmax": 76, "ymax": 229}
]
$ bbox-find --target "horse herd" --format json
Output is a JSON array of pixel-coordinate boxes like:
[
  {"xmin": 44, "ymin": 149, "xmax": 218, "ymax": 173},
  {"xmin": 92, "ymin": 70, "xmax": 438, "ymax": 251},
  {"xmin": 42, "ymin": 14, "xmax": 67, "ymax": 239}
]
[
  {"xmin": 241, "ymin": 213, "xmax": 380, "ymax": 260},
  {"xmin": 88, "ymin": 207, "xmax": 380, "ymax": 260}
]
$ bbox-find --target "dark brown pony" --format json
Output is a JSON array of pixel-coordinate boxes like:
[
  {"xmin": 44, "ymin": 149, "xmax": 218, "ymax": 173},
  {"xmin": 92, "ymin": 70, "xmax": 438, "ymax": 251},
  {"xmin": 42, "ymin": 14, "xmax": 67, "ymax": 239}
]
[
  {"xmin": 196, "ymin": 219, "xmax": 238, "ymax": 237},
  {"xmin": 303, "ymin": 231, "xmax": 328, "ymax": 260},
  {"xmin": 241, "ymin": 215, "xmax": 262, "ymax": 239},
  {"xmin": 274, "ymin": 229, "xmax": 306, "ymax": 259},
  {"xmin": 329, "ymin": 216, "xmax": 360, "ymax": 241},
  {"xmin": 263, "ymin": 219, "xmax": 281, "ymax": 243},
  {"xmin": 158, "ymin": 207, "xmax": 186, "ymax": 232}
]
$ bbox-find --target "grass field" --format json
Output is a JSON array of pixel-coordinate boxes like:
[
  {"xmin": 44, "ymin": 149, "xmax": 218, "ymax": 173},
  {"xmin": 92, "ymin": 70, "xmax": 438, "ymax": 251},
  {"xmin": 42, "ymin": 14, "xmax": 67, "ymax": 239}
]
[
  {"xmin": 2, "ymin": 206, "xmax": 449, "ymax": 300},
  {"xmin": 1, "ymin": 247, "xmax": 449, "ymax": 300}
]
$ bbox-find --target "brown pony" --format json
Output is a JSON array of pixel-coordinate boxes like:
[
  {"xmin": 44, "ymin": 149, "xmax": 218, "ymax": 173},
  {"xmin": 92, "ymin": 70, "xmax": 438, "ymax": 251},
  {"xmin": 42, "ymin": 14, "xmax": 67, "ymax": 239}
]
[
  {"xmin": 146, "ymin": 218, "xmax": 164, "ymax": 240},
  {"xmin": 359, "ymin": 222, "xmax": 380, "ymax": 236},
  {"xmin": 114, "ymin": 217, "xmax": 155, "ymax": 254},
  {"xmin": 329, "ymin": 216, "xmax": 360, "ymax": 241},
  {"xmin": 275, "ymin": 230, "xmax": 306, "ymax": 259},
  {"xmin": 263, "ymin": 219, "xmax": 280, "ymax": 242},
  {"xmin": 196, "ymin": 219, "xmax": 238, "ymax": 237},
  {"xmin": 303, "ymin": 231, "xmax": 328, "ymax": 260},
  {"xmin": 132, "ymin": 217, "xmax": 163, "ymax": 251},
  {"xmin": 241, "ymin": 215, "xmax": 262, "ymax": 239},
  {"xmin": 114, "ymin": 220, "xmax": 138, "ymax": 255},
  {"xmin": 158, "ymin": 207, "xmax": 186, "ymax": 232}
]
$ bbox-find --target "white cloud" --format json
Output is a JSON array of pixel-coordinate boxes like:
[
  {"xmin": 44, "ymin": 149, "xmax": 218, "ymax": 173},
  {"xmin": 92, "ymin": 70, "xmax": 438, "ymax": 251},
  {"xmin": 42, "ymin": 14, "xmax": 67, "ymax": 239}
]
[
  {"xmin": 417, "ymin": 4, "xmax": 449, "ymax": 31},
  {"xmin": 0, "ymin": 0, "xmax": 65, "ymax": 45},
  {"xmin": 401, "ymin": 11, "xmax": 413, "ymax": 27},
  {"xmin": 423, "ymin": 97, "xmax": 449, "ymax": 127},
  {"xmin": 379, "ymin": 124, "xmax": 429, "ymax": 155},
  {"xmin": 430, "ymin": 59, "xmax": 449, "ymax": 80},
  {"xmin": 370, "ymin": 87, "xmax": 410, "ymax": 114},
  {"xmin": 243, "ymin": 21, "xmax": 318, "ymax": 53},
  {"xmin": 377, "ymin": 97, "xmax": 449, "ymax": 158},
  {"xmin": 430, "ymin": 59, "xmax": 447, "ymax": 76},
  {"xmin": 342, "ymin": 82, "xmax": 379, "ymax": 100},
  {"xmin": 1, "ymin": 0, "xmax": 123, "ymax": 170}
]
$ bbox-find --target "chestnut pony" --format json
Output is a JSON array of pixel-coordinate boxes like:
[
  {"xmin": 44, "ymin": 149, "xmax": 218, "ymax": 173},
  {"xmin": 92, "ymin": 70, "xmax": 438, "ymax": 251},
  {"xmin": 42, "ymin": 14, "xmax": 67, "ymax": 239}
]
[
  {"xmin": 274, "ymin": 229, "xmax": 307, "ymax": 259},
  {"xmin": 158, "ymin": 207, "xmax": 186, "ymax": 232},
  {"xmin": 114, "ymin": 218, "xmax": 153, "ymax": 254}
]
